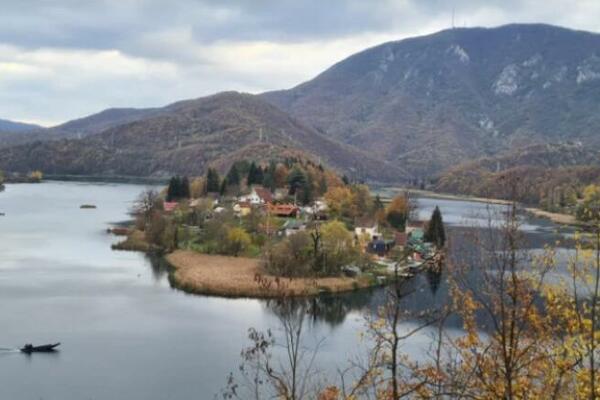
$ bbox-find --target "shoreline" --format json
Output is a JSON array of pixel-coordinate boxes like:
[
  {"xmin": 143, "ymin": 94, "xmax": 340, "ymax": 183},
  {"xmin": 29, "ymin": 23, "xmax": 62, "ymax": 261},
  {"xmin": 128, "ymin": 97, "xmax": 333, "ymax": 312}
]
[
  {"xmin": 524, "ymin": 207, "xmax": 587, "ymax": 228},
  {"xmin": 165, "ymin": 250, "xmax": 376, "ymax": 299},
  {"xmin": 380, "ymin": 186, "xmax": 587, "ymax": 228},
  {"xmin": 376, "ymin": 187, "xmax": 513, "ymax": 205}
]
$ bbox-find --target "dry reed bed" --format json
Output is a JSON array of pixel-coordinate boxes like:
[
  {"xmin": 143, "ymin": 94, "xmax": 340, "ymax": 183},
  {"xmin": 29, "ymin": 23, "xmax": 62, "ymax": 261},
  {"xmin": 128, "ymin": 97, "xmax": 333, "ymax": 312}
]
[{"xmin": 165, "ymin": 250, "xmax": 371, "ymax": 298}]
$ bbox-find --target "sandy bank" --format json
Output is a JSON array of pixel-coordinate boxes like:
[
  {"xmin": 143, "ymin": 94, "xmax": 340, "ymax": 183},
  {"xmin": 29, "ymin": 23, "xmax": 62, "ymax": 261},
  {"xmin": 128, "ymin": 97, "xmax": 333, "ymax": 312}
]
[
  {"xmin": 524, "ymin": 208, "xmax": 583, "ymax": 227},
  {"xmin": 378, "ymin": 187, "xmax": 512, "ymax": 205},
  {"xmin": 165, "ymin": 250, "xmax": 372, "ymax": 298}
]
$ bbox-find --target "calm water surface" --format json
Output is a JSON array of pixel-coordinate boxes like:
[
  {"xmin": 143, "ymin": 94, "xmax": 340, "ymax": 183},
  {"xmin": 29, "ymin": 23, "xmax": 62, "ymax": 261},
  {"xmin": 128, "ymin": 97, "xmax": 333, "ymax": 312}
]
[{"xmin": 0, "ymin": 182, "xmax": 569, "ymax": 399}]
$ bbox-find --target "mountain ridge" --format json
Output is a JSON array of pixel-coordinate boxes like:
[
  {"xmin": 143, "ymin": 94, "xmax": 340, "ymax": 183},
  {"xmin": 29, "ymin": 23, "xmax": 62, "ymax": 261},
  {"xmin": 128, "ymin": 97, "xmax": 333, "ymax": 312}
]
[
  {"xmin": 262, "ymin": 23, "xmax": 600, "ymax": 176},
  {"xmin": 0, "ymin": 92, "xmax": 405, "ymax": 182}
]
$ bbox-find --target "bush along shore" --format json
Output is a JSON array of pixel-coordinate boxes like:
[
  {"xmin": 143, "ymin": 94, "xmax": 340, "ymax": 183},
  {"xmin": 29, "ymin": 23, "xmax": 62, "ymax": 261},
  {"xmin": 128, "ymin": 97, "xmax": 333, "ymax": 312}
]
[
  {"xmin": 1, "ymin": 170, "xmax": 43, "ymax": 184},
  {"xmin": 111, "ymin": 158, "xmax": 446, "ymax": 298}
]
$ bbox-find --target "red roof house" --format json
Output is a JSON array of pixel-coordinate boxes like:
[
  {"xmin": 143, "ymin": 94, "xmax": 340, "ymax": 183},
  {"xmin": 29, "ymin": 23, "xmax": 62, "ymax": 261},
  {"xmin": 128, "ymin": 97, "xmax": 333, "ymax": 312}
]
[
  {"xmin": 269, "ymin": 203, "xmax": 299, "ymax": 218},
  {"xmin": 163, "ymin": 202, "xmax": 178, "ymax": 213}
]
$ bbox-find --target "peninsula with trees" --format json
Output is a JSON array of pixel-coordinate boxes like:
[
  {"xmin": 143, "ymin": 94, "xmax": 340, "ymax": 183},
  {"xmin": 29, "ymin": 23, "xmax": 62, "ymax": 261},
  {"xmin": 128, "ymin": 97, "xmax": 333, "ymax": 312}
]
[{"xmin": 114, "ymin": 157, "xmax": 445, "ymax": 298}]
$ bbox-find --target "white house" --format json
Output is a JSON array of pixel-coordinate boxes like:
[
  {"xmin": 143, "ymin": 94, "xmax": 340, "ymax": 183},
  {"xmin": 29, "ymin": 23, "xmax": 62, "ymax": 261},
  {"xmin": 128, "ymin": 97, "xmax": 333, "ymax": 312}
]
[
  {"xmin": 239, "ymin": 186, "xmax": 273, "ymax": 205},
  {"xmin": 354, "ymin": 218, "xmax": 380, "ymax": 240}
]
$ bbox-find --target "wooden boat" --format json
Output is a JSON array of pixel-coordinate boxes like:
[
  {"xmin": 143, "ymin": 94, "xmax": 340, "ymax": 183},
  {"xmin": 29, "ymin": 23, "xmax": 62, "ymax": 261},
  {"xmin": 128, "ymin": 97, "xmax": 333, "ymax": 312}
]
[{"xmin": 20, "ymin": 343, "xmax": 60, "ymax": 353}]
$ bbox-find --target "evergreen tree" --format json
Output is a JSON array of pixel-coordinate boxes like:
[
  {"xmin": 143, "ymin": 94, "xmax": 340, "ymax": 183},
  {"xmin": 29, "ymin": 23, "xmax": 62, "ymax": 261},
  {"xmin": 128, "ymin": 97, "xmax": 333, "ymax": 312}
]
[
  {"xmin": 166, "ymin": 176, "xmax": 179, "ymax": 202},
  {"xmin": 287, "ymin": 167, "xmax": 307, "ymax": 196},
  {"xmin": 262, "ymin": 161, "xmax": 277, "ymax": 192},
  {"xmin": 226, "ymin": 164, "xmax": 240, "ymax": 186},
  {"xmin": 180, "ymin": 176, "xmax": 190, "ymax": 199},
  {"xmin": 166, "ymin": 176, "xmax": 191, "ymax": 201},
  {"xmin": 342, "ymin": 175, "xmax": 350, "ymax": 185},
  {"xmin": 425, "ymin": 206, "xmax": 446, "ymax": 248},
  {"xmin": 247, "ymin": 162, "xmax": 258, "ymax": 186},
  {"xmin": 219, "ymin": 178, "xmax": 228, "ymax": 196},
  {"xmin": 255, "ymin": 165, "xmax": 264, "ymax": 185},
  {"xmin": 300, "ymin": 175, "xmax": 314, "ymax": 205},
  {"xmin": 206, "ymin": 168, "xmax": 220, "ymax": 193}
]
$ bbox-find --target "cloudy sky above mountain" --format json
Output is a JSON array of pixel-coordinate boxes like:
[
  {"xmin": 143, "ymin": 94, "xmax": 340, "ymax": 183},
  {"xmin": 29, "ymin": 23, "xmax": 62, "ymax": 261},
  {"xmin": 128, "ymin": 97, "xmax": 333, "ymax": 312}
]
[{"xmin": 1, "ymin": 0, "xmax": 599, "ymax": 126}]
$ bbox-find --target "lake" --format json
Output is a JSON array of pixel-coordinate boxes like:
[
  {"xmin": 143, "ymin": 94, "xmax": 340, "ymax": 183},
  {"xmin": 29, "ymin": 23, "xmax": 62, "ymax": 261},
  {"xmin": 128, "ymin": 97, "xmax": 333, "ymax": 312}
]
[{"xmin": 0, "ymin": 181, "xmax": 571, "ymax": 399}]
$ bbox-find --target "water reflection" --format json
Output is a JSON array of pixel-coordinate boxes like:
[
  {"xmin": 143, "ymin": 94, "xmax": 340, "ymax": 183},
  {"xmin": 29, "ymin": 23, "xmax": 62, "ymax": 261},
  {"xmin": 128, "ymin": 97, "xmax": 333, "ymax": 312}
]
[
  {"xmin": 146, "ymin": 254, "xmax": 170, "ymax": 281},
  {"xmin": 425, "ymin": 268, "xmax": 443, "ymax": 295},
  {"xmin": 262, "ymin": 288, "xmax": 376, "ymax": 326}
]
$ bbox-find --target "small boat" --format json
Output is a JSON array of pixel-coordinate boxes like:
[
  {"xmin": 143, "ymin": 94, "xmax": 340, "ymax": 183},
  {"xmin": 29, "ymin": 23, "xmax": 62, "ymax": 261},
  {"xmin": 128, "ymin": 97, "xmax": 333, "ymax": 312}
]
[{"xmin": 20, "ymin": 343, "xmax": 60, "ymax": 353}]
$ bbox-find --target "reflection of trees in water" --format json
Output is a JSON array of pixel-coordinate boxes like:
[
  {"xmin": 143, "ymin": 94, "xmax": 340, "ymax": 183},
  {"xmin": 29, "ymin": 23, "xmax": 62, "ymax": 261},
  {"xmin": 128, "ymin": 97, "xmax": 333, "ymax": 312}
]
[
  {"xmin": 262, "ymin": 289, "xmax": 376, "ymax": 327},
  {"xmin": 145, "ymin": 254, "xmax": 170, "ymax": 281},
  {"xmin": 426, "ymin": 267, "xmax": 443, "ymax": 295}
]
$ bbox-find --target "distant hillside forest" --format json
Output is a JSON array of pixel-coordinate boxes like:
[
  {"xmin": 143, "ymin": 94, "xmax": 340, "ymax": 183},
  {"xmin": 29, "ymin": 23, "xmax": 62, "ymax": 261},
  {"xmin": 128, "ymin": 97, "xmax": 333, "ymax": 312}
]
[{"xmin": 435, "ymin": 143, "xmax": 600, "ymax": 221}]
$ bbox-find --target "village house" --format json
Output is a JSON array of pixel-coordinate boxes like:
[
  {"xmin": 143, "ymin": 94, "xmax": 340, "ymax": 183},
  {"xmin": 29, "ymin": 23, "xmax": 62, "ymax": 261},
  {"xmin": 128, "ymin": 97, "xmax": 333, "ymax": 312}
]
[
  {"xmin": 163, "ymin": 201, "xmax": 178, "ymax": 213},
  {"xmin": 367, "ymin": 238, "xmax": 396, "ymax": 257},
  {"xmin": 239, "ymin": 186, "xmax": 273, "ymax": 205},
  {"xmin": 268, "ymin": 203, "xmax": 300, "ymax": 218},
  {"xmin": 233, "ymin": 201, "xmax": 252, "ymax": 217},
  {"xmin": 354, "ymin": 217, "xmax": 380, "ymax": 240},
  {"xmin": 280, "ymin": 219, "xmax": 307, "ymax": 236},
  {"xmin": 406, "ymin": 220, "xmax": 426, "ymax": 235},
  {"xmin": 394, "ymin": 231, "xmax": 407, "ymax": 247}
]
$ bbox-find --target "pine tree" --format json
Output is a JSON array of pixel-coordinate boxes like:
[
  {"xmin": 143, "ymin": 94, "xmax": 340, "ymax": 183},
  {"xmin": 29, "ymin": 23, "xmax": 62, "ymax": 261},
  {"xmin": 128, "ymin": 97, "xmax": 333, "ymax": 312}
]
[
  {"xmin": 206, "ymin": 168, "xmax": 220, "ymax": 193},
  {"xmin": 226, "ymin": 164, "xmax": 240, "ymax": 186},
  {"xmin": 262, "ymin": 161, "xmax": 277, "ymax": 192},
  {"xmin": 180, "ymin": 176, "xmax": 190, "ymax": 199},
  {"xmin": 425, "ymin": 206, "xmax": 445, "ymax": 248},
  {"xmin": 219, "ymin": 178, "xmax": 228, "ymax": 196},
  {"xmin": 166, "ymin": 176, "xmax": 178, "ymax": 201},
  {"xmin": 287, "ymin": 167, "xmax": 306, "ymax": 196},
  {"xmin": 300, "ymin": 175, "xmax": 314, "ymax": 205},
  {"xmin": 247, "ymin": 162, "xmax": 258, "ymax": 186},
  {"xmin": 255, "ymin": 165, "xmax": 264, "ymax": 185}
]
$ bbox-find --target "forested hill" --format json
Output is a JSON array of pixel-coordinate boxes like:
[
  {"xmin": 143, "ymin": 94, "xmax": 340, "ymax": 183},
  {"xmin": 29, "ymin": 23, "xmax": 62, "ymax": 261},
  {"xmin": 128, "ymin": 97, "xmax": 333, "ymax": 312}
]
[
  {"xmin": 263, "ymin": 24, "xmax": 600, "ymax": 176},
  {"xmin": 0, "ymin": 92, "xmax": 404, "ymax": 182}
]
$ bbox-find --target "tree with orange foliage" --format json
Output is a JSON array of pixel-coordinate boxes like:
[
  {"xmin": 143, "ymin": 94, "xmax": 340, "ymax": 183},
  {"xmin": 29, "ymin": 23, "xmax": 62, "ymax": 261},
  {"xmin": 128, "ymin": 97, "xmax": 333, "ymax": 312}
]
[{"xmin": 386, "ymin": 193, "xmax": 412, "ymax": 231}]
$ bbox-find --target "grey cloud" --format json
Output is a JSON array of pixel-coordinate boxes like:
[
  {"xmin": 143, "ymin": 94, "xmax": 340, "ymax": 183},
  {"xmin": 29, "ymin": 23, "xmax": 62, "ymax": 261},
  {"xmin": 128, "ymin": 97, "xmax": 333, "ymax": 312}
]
[{"xmin": 0, "ymin": 0, "xmax": 598, "ymax": 125}]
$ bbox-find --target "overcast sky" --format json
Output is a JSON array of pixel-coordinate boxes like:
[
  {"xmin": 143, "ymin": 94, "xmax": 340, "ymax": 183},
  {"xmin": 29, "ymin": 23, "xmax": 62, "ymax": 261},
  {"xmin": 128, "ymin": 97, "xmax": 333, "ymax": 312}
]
[{"xmin": 1, "ymin": 0, "xmax": 599, "ymax": 126}]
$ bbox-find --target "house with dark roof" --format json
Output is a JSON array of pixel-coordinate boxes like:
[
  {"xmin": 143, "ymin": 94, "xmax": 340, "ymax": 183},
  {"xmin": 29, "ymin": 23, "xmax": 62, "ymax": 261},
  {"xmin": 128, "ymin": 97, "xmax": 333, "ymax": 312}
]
[{"xmin": 367, "ymin": 239, "xmax": 396, "ymax": 257}]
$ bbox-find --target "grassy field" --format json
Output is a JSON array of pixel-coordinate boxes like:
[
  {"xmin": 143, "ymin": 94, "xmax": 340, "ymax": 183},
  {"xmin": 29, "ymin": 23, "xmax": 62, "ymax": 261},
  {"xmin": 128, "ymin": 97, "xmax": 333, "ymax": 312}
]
[{"xmin": 165, "ymin": 250, "xmax": 373, "ymax": 298}]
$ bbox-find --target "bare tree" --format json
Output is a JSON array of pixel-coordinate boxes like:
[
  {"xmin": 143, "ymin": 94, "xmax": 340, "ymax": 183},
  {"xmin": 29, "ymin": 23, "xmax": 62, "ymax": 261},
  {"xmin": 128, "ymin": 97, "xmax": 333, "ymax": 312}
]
[{"xmin": 222, "ymin": 300, "xmax": 325, "ymax": 400}]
